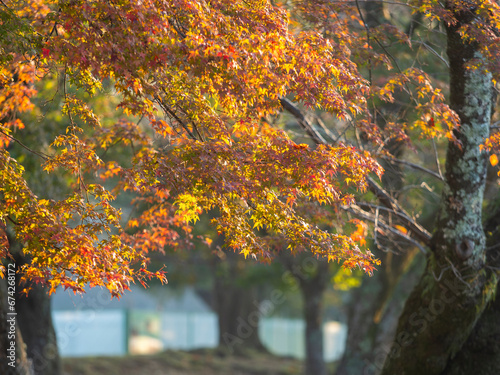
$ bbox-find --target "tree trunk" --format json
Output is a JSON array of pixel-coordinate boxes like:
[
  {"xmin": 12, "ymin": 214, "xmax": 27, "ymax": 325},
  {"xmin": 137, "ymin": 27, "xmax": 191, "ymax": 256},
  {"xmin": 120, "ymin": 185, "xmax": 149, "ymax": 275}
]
[
  {"xmin": 440, "ymin": 280, "xmax": 500, "ymax": 375},
  {"xmin": 335, "ymin": 250, "xmax": 423, "ymax": 375},
  {"xmin": 279, "ymin": 252, "xmax": 329, "ymax": 375},
  {"xmin": 441, "ymin": 209, "xmax": 500, "ymax": 374},
  {"xmin": 213, "ymin": 249, "xmax": 267, "ymax": 355},
  {"xmin": 2, "ymin": 232, "xmax": 60, "ymax": 375},
  {"xmin": 1, "ymin": 265, "xmax": 33, "ymax": 375},
  {"xmin": 380, "ymin": 3, "xmax": 497, "ymax": 374},
  {"xmin": 301, "ymin": 259, "xmax": 329, "ymax": 375},
  {"xmin": 13, "ymin": 253, "xmax": 60, "ymax": 375}
]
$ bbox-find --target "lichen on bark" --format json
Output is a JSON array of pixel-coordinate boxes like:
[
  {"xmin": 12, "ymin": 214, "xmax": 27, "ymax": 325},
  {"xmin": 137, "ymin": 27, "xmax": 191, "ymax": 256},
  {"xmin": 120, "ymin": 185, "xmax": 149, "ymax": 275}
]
[{"xmin": 379, "ymin": 2, "xmax": 498, "ymax": 374}]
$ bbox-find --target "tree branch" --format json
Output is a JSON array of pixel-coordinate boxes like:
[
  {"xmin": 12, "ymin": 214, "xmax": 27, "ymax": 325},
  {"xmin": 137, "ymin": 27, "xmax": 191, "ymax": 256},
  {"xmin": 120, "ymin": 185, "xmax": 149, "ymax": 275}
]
[
  {"xmin": 280, "ymin": 97, "xmax": 431, "ymax": 249},
  {"xmin": 155, "ymin": 96, "xmax": 197, "ymax": 141},
  {"xmin": 365, "ymin": 176, "xmax": 431, "ymax": 245},
  {"xmin": 343, "ymin": 204, "xmax": 428, "ymax": 254},
  {"xmin": 279, "ymin": 98, "xmax": 327, "ymax": 145},
  {"xmin": 0, "ymin": 128, "xmax": 49, "ymax": 160},
  {"xmin": 380, "ymin": 155, "xmax": 444, "ymax": 181}
]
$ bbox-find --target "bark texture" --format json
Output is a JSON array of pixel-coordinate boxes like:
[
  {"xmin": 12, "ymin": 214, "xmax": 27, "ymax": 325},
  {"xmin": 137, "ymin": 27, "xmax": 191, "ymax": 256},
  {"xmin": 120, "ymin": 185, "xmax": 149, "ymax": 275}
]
[
  {"xmin": 441, "ymin": 210, "xmax": 500, "ymax": 374},
  {"xmin": 441, "ymin": 281, "xmax": 500, "ymax": 375},
  {"xmin": 380, "ymin": 3, "xmax": 497, "ymax": 374}
]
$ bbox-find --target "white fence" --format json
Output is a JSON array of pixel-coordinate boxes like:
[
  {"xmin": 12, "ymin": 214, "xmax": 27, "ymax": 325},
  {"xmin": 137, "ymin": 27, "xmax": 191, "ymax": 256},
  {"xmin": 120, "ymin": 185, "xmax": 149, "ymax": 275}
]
[
  {"xmin": 259, "ymin": 318, "xmax": 347, "ymax": 361},
  {"xmin": 161, "ymin": 312, "xmax": 218, "ymax": 350},
  {"xmin": 53, "ymin": 310, "xmax": 346, "ymax": 361},
  {"xmin": 54, "ymin": 310, "xmax": 127, "ymax": 357}
]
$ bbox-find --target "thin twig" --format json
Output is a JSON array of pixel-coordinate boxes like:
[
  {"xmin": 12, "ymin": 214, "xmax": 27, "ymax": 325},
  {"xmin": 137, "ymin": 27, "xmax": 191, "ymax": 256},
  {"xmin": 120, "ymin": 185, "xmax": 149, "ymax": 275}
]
[
  {"xmin": 155, "ymin": 96, "xmax": 197, "ymax": 140},
  {"xmin": 432, "ymin": 265, "xmax": 451, "ymax": 281},
  {"xmin": 445, "ymin": 256, "xmax": 471, "ymax": 287},
  {"xmin": 354, "ymin": 0, "xmax": 372, "ymax": 84},
  {"xmin": 490, "ymin": 120, "xmax": 500, "ymax": 129},
  {"xmin": 432, "ymin": 139, "xmax": 444, "ymax": 180},
  {"xmin": 334, "ymin": 123, "xmax": 352, "ymax": 144},
  {"xmin": 330, "ymin": 0, "xmax": 416, "ymax": 8},
  {"xmin": 412, "ymin": 40, "xmax": 450, "ymax": 68}
]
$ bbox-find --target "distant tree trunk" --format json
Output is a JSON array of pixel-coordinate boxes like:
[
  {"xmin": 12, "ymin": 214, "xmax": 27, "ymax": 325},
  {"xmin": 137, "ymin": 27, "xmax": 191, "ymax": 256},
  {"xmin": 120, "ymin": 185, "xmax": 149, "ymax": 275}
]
[
  {"xmin": 336, "ymin": 0, "xmax": 422, "ymax": 364},
  {"xmin": 301, "ymin": 260, "xmax": 329, "ymax": 375},
  {"xmin": 213, "ymin": 249, "xmax": 267, "ymax": 355},
  {"xmin": 335, "ymin": 250, "xmax": 423, "ymax": 375},
  {"xmin": 381, "ymin": 3, "xmax": 497, "ymax": 374},
  {"xmin": 336, "ymin": 129, "xmax": 415, "ymax": 375},
  {"xmin": 279, "ymin": 252, "xmax": 329, "ymax": 375}
]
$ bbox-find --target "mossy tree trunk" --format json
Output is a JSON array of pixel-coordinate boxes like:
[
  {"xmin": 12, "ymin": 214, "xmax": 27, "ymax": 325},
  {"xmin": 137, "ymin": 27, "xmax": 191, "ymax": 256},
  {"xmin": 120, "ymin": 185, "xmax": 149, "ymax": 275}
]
[
  {"xmin": 440, "ymin": 208, "xmax": 500, "ymax": 375},
  {"xmin": 380, "ymin": 3, "xmax": 497, "ymax": 374},
  {"xmin": 440, "ymin": 280, "xmax": 500, "ymax": 375}
]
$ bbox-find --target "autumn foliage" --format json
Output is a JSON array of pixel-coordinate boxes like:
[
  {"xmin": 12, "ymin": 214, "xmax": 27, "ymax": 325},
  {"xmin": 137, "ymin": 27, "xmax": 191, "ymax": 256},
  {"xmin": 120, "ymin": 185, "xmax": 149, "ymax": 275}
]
[{"xmin": 1, "ymin": 0, "xmax": 499, "ymax": 297}]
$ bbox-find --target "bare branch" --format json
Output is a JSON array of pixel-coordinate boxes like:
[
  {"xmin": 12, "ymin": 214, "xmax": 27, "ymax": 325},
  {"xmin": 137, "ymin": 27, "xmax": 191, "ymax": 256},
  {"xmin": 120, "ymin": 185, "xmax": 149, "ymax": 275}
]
[
  {"xmin": 343, "ymin": 204, "xmax": 428, "ymax": 254},
  {"xmin": 356, "ymin": 201, "xmax": 432, "ymax": 246},
  {"xmin": 155, "ymin": 96, "xmax": 197, "ymax": 141},
  {"xmin": 380, "ymin": 155, "xmax": 444, "ymax": 181},
  {"xmin": 279, "ymin": 98, "xmax": 327, "ymax": 144},
  {"xmin": 366, "ymin": 176, "xmax": 431, "ymax": 245},
  {"xmin": 314, "ymin": 115, "xmax": 339, "ymax": 143},
  {"xmin": 330, "ymin": 0, "xmax": 416, "ymax": 8},
  {"xmin": 357, "ymin": 202, "xmax": 427, "ymax": 228}
]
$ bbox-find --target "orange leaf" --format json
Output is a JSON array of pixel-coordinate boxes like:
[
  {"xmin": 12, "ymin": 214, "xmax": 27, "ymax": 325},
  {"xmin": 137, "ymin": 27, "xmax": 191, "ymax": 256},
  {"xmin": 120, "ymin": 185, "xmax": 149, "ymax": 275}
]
[
  {"xmin": 490, "ymin": 154, "xmax": 498, "ymax": 167},
  {"xmin": 394, "ymin": 225, "xmax": 408, "ymax": 235}
]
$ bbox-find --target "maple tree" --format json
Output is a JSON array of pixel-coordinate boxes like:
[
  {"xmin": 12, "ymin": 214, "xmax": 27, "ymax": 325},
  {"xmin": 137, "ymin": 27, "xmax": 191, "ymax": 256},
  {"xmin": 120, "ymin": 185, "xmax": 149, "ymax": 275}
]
[
  {"xmin": 1, "ymin": 0, "xmax": 500, "ymax": 374},
  {"xmin": 0, "ymin": 0, "xmax": 382, "ymax": 300}
]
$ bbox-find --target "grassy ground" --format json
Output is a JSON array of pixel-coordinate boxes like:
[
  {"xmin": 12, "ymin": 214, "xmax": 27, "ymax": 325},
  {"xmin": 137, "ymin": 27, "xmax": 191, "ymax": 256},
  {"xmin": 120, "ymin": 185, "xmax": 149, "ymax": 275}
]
[{"xmin": 61, "ymin": 348, "xmax": 333, "ymax": 375}]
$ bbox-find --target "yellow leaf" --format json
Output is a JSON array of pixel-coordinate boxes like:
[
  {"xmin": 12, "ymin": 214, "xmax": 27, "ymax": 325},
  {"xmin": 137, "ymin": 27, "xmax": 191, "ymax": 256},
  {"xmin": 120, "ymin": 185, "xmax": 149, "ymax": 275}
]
[{"xmin": 490, "ymin": 154, "xmax": 498, "ymax": 167}]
